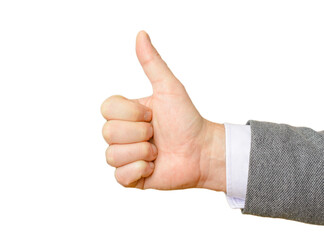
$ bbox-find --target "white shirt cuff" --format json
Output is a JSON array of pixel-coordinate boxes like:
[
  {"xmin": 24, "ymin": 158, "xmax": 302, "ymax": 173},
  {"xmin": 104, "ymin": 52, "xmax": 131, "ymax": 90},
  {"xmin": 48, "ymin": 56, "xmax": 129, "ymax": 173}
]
[{"xmin": 224, "ymin": 123, "xmax": 251, "ymax": 209}]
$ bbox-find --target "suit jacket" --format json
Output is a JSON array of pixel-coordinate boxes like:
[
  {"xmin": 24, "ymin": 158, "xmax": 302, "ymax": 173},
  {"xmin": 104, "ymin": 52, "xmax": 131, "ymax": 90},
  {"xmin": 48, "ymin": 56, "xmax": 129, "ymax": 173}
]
[{"xmin": 241, "ymin": 120, "xmax": 324, "ymax": 225}]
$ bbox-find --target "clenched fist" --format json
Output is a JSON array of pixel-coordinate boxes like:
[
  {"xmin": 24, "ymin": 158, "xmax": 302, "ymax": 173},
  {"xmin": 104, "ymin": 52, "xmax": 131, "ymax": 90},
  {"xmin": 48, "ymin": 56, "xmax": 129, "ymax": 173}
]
[{"xmin": 101, "ymin": 31, "xmax": 226, "ymax": 192}]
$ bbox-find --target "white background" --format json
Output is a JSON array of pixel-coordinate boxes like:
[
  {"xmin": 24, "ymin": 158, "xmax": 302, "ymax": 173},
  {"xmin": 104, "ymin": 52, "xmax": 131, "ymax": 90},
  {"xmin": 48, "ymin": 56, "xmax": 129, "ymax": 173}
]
[{"xmin": 0, "ymin": 0, "xmax": 323, "ymax": 239}]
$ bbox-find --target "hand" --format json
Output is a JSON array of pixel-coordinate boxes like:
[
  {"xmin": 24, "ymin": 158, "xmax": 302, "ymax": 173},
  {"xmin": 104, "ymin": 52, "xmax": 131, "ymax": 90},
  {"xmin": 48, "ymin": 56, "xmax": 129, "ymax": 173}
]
[{"xmin": 101, "ymin": 31, "xmax": 226, "ymax": 192}]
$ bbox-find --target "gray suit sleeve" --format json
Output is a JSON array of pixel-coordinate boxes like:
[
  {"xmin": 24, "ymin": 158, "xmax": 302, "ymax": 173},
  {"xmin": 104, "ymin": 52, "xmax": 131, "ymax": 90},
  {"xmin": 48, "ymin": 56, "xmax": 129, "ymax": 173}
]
[{"xmin": 241, "ymin": 120, "xmax": 324, "ymax": 225}]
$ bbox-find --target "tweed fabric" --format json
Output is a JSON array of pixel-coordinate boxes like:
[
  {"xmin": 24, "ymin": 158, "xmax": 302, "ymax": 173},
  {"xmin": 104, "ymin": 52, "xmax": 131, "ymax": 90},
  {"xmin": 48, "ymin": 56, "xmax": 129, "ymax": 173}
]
[{"xmin": 241, "ymin": 120, "xmax": 324, "ymax": 225}]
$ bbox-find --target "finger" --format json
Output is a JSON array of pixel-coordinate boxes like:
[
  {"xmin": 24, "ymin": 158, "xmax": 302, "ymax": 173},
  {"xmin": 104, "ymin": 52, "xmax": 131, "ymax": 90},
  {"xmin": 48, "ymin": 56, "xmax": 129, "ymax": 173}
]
[
  {"xmin": 115, "ymin": 160, "xmax": 155, "ymax": 187},
  {"xmin": 136, "ymin": 30, "xmax": 184, "ymax": 93},
  {"xmin": 101, "ymin": 95, "xmax": 152, "ymax": 122},
  {"xmin": 102, "ymin": 120, "xmax": 153, "ymax": 144},
  {"xmin": 106, "ymin": 142, "xmax": 158, "ymax": 167}
]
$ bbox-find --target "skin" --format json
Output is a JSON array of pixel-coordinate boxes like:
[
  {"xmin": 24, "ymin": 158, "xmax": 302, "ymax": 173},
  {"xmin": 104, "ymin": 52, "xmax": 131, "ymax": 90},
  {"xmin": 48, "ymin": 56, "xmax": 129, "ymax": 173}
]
[{"xmin": 101, "ymin": 31, "xmax": 226, "ymax": 192}]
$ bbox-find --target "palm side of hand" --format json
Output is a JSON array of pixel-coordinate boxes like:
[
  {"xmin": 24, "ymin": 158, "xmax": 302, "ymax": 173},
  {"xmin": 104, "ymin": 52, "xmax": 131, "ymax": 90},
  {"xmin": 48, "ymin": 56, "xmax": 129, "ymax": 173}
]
[{"xmin": 136, "ymin": 87, "xmax": 206, "ymax": 190}]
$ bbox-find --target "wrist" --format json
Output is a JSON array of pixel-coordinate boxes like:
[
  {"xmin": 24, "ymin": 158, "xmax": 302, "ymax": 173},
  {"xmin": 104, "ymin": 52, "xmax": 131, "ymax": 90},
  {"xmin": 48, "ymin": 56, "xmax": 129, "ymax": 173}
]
[{"xmin": 197, "ymin": 120, "xmax": 226, "ymax": 192}]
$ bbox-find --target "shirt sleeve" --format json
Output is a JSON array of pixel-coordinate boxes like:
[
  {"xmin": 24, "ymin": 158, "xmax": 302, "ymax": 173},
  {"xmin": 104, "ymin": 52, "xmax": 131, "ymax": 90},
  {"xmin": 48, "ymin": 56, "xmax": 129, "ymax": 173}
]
[{"xmin": 223, "ymin": 123, "xmax": 251, "ymax": 209}]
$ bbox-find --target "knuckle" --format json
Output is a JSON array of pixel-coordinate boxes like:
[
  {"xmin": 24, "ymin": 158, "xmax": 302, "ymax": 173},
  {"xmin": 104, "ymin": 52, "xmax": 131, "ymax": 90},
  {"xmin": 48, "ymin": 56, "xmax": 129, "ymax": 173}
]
[
  {"xmin": 107, "ymin": 95, "xmax": 124, "ymax": 104},
  {"xmin": 141, "ymin": 54, "xmax": 155, "ymax": 67},
  {"xmin": 115, "ymin": 170, "xmax": 132, "ymax": 187},
  {"xmin": 135, "ymin": 160, "xmax": 146, "ymax": 172},
  {"xmin": 102, "ymin": 121, "xmax": 114, "ymax": 144},
  {"xmin": 101, "ymin": 95, "xmax": 124, "ymax": 118},
  {"xmin": 140, "ymin": 47, "xmax": 161, "ymax": 67},
  {"xmin": 114, "ymin": 170, "xmax": 124, "ymax": 186},
  {"xmin": 178, "ymin": 80, "xmax": 185, "ymax": 91},
  {"xmin": 105, "ymin": 147, "xmax": 114, "ymax": 166}
]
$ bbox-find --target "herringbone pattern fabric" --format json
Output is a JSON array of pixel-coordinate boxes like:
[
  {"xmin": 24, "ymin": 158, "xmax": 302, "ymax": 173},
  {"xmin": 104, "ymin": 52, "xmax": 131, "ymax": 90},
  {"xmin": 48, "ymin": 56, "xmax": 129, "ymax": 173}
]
[{"xmin": 241, "ymin": 120, "xmax": 324, "ymax": 225}]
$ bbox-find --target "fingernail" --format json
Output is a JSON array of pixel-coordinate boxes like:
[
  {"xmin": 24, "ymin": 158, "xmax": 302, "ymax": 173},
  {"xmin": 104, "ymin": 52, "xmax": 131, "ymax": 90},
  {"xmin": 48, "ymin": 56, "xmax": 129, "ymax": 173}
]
[
  {"xmin": 144, "ymin": 111, "xmax": 152, "ymax": 121},
  {"xmin": 152, "ymin": 144, "xmax": 158, "ymax": 156}
]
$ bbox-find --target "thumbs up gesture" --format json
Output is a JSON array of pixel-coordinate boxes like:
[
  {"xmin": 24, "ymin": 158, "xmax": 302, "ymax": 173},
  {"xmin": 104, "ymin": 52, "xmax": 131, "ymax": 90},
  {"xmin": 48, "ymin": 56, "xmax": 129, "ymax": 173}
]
[{"xmin": 101, "ymin": 31, "xmax": 226, "ymax": 192}]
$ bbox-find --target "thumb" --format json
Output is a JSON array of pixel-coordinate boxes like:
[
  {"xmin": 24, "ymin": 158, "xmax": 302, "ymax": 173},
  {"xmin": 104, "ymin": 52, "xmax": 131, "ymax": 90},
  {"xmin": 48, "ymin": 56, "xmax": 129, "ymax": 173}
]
[{"xmin": 136, "ymin": 31, "xmax": 183, "ymax": 93}]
